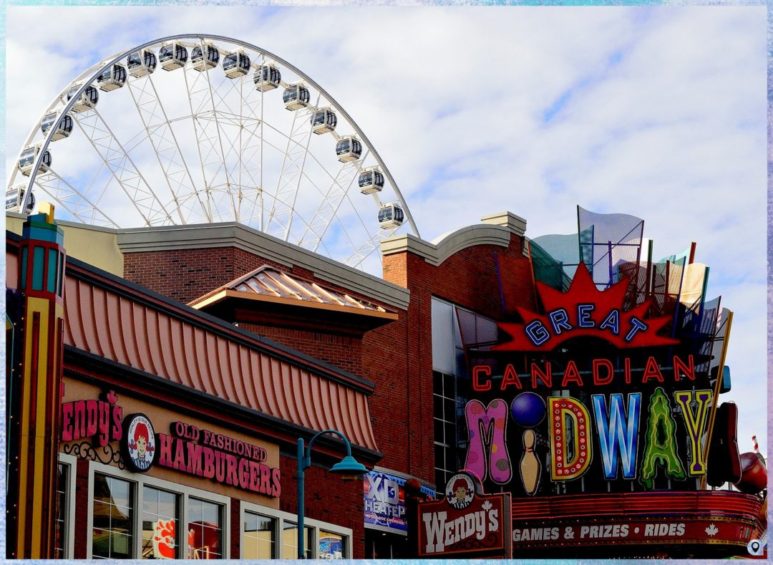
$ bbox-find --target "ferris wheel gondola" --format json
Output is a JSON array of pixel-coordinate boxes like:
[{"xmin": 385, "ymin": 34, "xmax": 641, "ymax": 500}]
[
  {"xmin": 311, "ymin": 108, "xmax": 337, "ymax": 134},
  {"xmin": 6, "ymin": 186, "xmax": 35, "ymax": 213},
  {"xmin": 336, "ymin": 136, "xmax": 362, "ymax": 162},
  {"xmin": 191, "ymin": 43, "xmax": 220, "ymax": 72},
  {"xmin": 358, "ymin": 167, "xmax": 384, "ymax": 195},
  {"xmin": 283, "ymin": 83, "xmax": 310, "ymax": 110},
  {"xmin": 159, "ymin": 42, "xmax": 188, "ymax": 71},
  {"xmin": 40, "ymin": 112, "xmax": 73, "ymax": 141},
  {"xmin": 127, "ymin": 49, "xmax": 157, "ymax": 78},
  {"xmin": 18, "ymin": 146, "xmax": 51, "ymax": 176},
  {"xmin": 378, "ymin": 203, "xmax": 404, "ymax": 229},
  {"xmin": 223, "ymin": 50, "xmax": 250, "ymax": 78},
  {"xmin": 66, "ymin": 84, "xmax": 98, "ymax": 113},
  {"xmin": 97, "ymin": 64, "xmax": 127, "ymax": 92},
  {"xmin": 8, "ymin": 34, "xmax": 420, "ymax": 272},
  {"xmin": 254, "ymin": 63, "xmax": 281, "ymax": 92}
]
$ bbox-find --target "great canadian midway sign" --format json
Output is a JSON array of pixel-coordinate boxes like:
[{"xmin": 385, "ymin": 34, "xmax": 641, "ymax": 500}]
[{"xmin": 418, "ymin": 262, "xmax": 762, "ymax": 557}]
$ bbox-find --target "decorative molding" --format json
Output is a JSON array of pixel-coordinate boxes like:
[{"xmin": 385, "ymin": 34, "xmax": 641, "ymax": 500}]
[
  {"xmin": 115, "ymin": 222, "xmax": 410, "ymax": 309},
  {"xmin": 480, "ymin": 211, "xmax": 527, "ymax": 236},
  {"xmin": 381, "ymin": 223, "xmax": 523, "ymax": 267},
  {"xmin": 62, "ymin": 441, "xmax": 124, "ymax": 469}
]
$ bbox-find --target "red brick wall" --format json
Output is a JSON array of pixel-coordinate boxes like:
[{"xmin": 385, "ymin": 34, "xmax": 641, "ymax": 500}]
[
  {"xmin": 240, "ymin": 324, "xmax": 362, "ymax": 375},
  {"xmin": 364, "ymin": 233, "xmax": 536, "ymax": 485},
  {"xmin": 120, "ymin": 231, "xmax": 537, "ymax": 552},
  {"xmin": 279, "ymin": 454, "xmax": 365, "ymax": 558},
  {"xmin": 123, "ymin": 248, "xmax": 287, "ymax": 304}
]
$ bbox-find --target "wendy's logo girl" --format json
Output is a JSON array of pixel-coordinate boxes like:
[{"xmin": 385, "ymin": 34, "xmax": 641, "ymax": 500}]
[{"xmin": 121, "ymin": 414, "xmax": 156, "ymax": 472}]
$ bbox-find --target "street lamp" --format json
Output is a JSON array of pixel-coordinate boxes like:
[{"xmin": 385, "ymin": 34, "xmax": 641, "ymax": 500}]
[{"xmin": 296, "ymin": 429, "xmax": 367, "ymax": 559}]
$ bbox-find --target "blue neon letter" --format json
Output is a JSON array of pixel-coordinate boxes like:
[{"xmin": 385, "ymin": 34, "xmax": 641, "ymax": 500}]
[{"xmin": 592, "ymin": 393, "xmax": 641, "ymax": 480}]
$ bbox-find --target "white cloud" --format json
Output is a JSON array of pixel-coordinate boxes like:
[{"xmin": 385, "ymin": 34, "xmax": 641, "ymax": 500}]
[{"xmin": 5, "ymin": 5, "xmax": 767, "ymax": 452}]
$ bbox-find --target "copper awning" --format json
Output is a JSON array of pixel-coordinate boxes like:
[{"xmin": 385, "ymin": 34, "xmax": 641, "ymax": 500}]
[
  {"xmin": 59, "ymin": 258, "xmax": 379, "ymax": 452},
  {"xmin": 189, "ymin": 265, "xmax": 398, "ymax": 323}
]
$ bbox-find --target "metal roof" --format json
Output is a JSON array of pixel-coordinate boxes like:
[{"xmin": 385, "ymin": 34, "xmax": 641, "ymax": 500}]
[
  {"xmin": 57, "ymin": 261, "xmax": 379, "ymax": 452},
  {"xmin": 189, "ymin": 265, "xmax": 398, "ymax": 321}
]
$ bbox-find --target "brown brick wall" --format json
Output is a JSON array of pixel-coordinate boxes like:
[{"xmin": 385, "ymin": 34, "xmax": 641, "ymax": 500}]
[
  {"xmin": 123, "ymin": 248, "xmax": 286, "ymax": 304},
  {"xmin": 366, "ymin": 234, "xmax": 536, "ymax": 485},
  {"xmin": 240, "ymin": 324, "xmax": 363, "ymax": 375},
  {"xmin": 120, "ymin": 230, "xmax": 537, "ymax": 551},
  {"xmin": 279, "ymin": 454, "xmax": 365, "ymax": 558}
]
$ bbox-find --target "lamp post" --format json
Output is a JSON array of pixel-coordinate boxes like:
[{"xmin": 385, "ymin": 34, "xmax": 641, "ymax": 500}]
[{"xmin": 296, "ymin": 429, "xmax": 367, "ymax": 559}]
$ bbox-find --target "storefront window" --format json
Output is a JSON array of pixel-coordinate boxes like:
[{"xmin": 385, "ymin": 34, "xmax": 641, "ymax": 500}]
[
  {"xmin": 280, "ymin": 521, "xmax": 312, "ymax": 559},
  {"xmin": 55, "ymin": 463, "xmax": 68, "ymax": 559},
  {"xmin": 141, "ymin": 486, "xmax": 179, "ymax": 559},
  {"xmin": 242, "ymin": 511, "xmax": 276, "ymax": 559},
  {"xmin": 186, "ymin": 497, "xmax": 223, "ymax": 559},
  {"xmin": 241, "ymin": 502, "xmax": 349, "ymax": 560},
  {"xmin": 319, "ymin": 531, "xmax": 345, "ymax": 559},
  {"xmin": 89, "ymin": 464, "xmax": 231, "ymax": 559},
  {"xmin": 92, "ymin": 474, "xmax": 134, "ymax": 559}
]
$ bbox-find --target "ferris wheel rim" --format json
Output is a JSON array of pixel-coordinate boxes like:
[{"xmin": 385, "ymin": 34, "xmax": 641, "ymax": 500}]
[{"xmin": 8, "ymin": 32, "xmax": 421, "ymax": 240}]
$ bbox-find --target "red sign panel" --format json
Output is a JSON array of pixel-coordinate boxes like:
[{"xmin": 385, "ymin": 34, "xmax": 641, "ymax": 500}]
[
  {"xmin": 493, "ymin": 263, "xmax": 678, "ymax": 352},
  {"xmin": 418, "ymin": 493, "xmax": 511, "ymax": 557},
  {"xmin": 513, "ymin": 516, "xmax": 756, "ymax": 550}
]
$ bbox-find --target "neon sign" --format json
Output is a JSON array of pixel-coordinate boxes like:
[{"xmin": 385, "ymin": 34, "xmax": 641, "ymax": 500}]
[
  {"xmin": 494, "ymin": 264, "xmax": 678, "ymax": 351},
  {"xmin": 462, "ymin": 264, "xmax": 715, "ymax": 495}
]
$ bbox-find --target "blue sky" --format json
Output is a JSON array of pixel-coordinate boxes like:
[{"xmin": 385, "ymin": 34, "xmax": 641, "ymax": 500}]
[{"xmin": 4, "ymin": 5, "xmax": 768, "ymax": 453}]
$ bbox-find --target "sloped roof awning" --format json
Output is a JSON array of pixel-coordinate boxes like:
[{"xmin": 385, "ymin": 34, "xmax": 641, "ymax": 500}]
[
  {"xmin": 189, "ymin": 265, "xmax": 398, "ymax": 331},
  {"xmin": 60, "ymin": 259, "xmax": 380, "ymax": 453}
]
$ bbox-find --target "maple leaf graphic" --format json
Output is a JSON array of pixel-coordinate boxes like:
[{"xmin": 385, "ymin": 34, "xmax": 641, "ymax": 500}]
[
  {"xmin": 482, "ymin": 500, "xmax": 492, "ymax": 511},
  {"xmin": 705, "ymin": 524, "xmax": 719, "ymax": 537}
]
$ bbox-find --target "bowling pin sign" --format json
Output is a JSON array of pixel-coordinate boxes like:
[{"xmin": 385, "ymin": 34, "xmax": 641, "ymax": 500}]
[
  {"xmin": 520, "ymin": 429, "xmax": 541, "ymax": 495},
  {"xmin": 510, "ymin": 393, "xmax": 546, "ymax": 495}
]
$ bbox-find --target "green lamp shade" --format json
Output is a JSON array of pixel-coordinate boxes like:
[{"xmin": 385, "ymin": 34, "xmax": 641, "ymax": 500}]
[{"xmin": 329, "ymin": 455, "xmax": 367, "ymax": 477}]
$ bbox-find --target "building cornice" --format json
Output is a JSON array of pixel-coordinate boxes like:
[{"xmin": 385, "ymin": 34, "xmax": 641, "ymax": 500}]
[
  {"xmin": 116, "ymin": 222, "xmax": 410, "ymax": 309},
  {"xmin": 380, "ymin": 211, "xmax": 527, "ymax": 266}
]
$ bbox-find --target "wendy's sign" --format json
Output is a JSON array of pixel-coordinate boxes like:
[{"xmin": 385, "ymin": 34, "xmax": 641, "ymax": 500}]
[
  {"xmin": 122, "ymin": 414, "xmax": 156, "ymax": 472},
  {"xmin": 156, "ymin": 421, "xmax": 281, "ymax": 498},
  {"xmin": 464, "ymin": 263, "xmax": 717, "ymax": 497},
  {"xmin": 417, "ymin": 472, "xmax": 512, "ymax": 558},
  {"xmin": 60, "ymin": 390, "xmax": 123, "ymax": 447},
  {"xmin": 60, "ymin": 391, "xmax": 280, "ymax": 497}
]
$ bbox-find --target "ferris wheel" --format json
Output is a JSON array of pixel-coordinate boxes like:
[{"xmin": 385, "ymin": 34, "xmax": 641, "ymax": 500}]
[{"xmin": 6, "ymin": 34, "xmax": 420, "ymax": 271}]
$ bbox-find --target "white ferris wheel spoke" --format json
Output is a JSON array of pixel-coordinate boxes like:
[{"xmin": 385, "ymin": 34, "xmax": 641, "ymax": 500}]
[
  {"xmin": 305, "ymin": 152, "xmax": 368, "ymax": 252},
  {"xmin": 7, "ymin": 35, "xmax": 420, "ymax": 273},
  {"xmin": 35, "ymin": 168, "xmax": 119, "ymax": 228},
  {"xmin": 126, "ymin": 71, "xmax": 207, "ymax": 224},
  {"xmin": 71, "ymin": 107, "xmax": 175, "ymax": 226}
]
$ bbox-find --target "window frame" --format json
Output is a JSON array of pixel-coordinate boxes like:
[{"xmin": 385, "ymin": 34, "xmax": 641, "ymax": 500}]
[
  {"xmin": 56, "ymin": 453, "xmax": 78, "ymax": 559},
  {"xmin": 430, "ymin": 297, "xmax": 498, "ymax": 491},
  {"xmin": 86, "ymin": 461, "xmax": 231, "ymax": 559},
  {"xmin": 240, "ymin": 500, "xmax": 352, "ymax": 559}
]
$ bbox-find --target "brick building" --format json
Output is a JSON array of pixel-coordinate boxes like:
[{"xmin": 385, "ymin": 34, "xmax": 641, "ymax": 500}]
[{"xmin": 6, "ymin": 205, "xmax": 765, "ymax": 559}]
